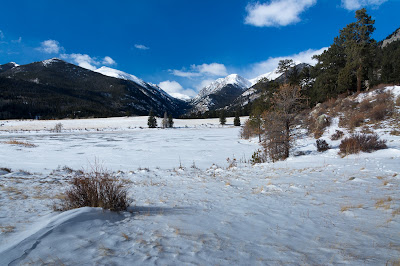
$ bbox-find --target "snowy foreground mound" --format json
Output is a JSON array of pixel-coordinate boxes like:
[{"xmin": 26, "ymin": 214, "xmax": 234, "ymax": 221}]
[{"xmin": 0, "ymin": 117, "xmax": 399, "ymax": 265}]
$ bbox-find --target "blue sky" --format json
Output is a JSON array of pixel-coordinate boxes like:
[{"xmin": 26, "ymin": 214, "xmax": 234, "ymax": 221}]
[{"xmin": 0, "ymin": 0, "xmax": 399, "ymax": 99}]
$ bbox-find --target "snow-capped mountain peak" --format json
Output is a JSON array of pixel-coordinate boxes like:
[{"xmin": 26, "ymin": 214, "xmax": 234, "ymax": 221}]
[
  {"xmin": 95, "ymin": 66, "xmax": 148, "ymax": 88},
  {"xmin": 196, "ymin": 74, "xmax": 251, "ymax": 100}
]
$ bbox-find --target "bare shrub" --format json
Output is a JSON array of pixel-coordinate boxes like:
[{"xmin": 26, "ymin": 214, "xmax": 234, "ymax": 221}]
[
  {"xmin": 262, "ymin": 84, "xmax": 305, "ymax": 161},
  {"xmin": 330, "ymin": 130, "xmax": 344, "ymax": 140},
  {"xmin": 59, "ymin": 166, "xmax": 129, "ymax": 212},
  {"xmin": 359, "ymin": 99, "xmax": 373, "ymax": 112},
  {"xmin": 316, "ymin": 139, "xmax": 330, "ymax": 152},
  {"xmin": 52, "ymin": 123, "xmax": 63, "ymax": 133},
  {"xmin": 240, "ymin": 120, "xmax": 255, "ymax": 139},
  {"xmin": 396, "ymin": 96, "xmax": 400, "ymax": 107},
  {"xmin": 339, "ymin": 112, "xmax": 365, "ymax": 130},
  {"xmin": 250, "ymin": 149, "xmax": 266, "ymax": 164},
  {"xmin": 339, "ymin": 133, "xmax": 387, "ymax": 156},
  {"xmin": 369, "ymin": 103, "xmax": 393, "ymax": 122}
]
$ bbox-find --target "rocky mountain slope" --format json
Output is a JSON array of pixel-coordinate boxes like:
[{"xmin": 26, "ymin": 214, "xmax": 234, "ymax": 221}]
[{"xmin": 189, "ymin": 74, "xmax": 252, "ymax": 113}]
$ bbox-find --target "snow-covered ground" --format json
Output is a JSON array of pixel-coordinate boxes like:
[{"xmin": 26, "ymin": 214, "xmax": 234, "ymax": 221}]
[{"xmin": 0, "ymin": 115, "xmax": 399, "ymax": 265}]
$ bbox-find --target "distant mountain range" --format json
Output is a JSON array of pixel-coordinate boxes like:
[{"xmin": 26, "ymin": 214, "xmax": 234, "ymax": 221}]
[
  {"xmin": 0, "ymin": 56, "xmax": 293, "ymax": 119},
  {"xmin": 0, "ymin": 58, "xmax": 188, "ymax": 119},
  {"xmin": 0, "ymin": 57, "xmax": 308, "ymax": 119}
]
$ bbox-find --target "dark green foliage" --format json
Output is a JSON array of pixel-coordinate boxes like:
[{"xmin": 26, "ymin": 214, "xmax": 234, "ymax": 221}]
[
  {"xmin": 147, "ymin": 110, "xmax": 157, "ymax": 128},
  {"xmin": 310, "ymin": 8, "xmax": 377, "ymax": 105},
  {"xmin": 234, "ymin": 112, "xmax": 241, "ymax": 126},
  {"xmin": 168, "ymin": 114, "xmax": 174, "ymax": 128},
  {"xmin": 316, "ymin": 139, "xmax": 330, "ymax": 152},
  {"xmin": 219, "ymin": 110, "xmax": 226, "ymax": 125},
  {"xmin": 277, "ymin": 59, "xmax": 295, "ymax": 82},
  {"xmin": 379, "ymin": 39, "xmax": 400, "ymax": 84}
]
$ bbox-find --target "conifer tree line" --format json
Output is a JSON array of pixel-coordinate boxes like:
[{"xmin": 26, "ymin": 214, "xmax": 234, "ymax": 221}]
[
  {"xmin": 148, "ymin": 110, "xmax": 174, "ymax": 128},
  {"xmin": 245, "ymin": 8, "xmax": 399, "ymax": 122},
  {"xmin": 241, "ymin": 8, "xmax": 399, "ymax": 162}
]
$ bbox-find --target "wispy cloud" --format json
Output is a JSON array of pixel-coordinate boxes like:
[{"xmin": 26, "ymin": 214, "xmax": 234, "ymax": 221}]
[
  {"xmin": 245, "ymin": 0, "xmax": 316, "ymax": 27},
  {"xmin": 341, "ymin": 0, "xmax": 387, "ymax": 10},
  {"xmin": 102, "ymin": 56, "xmax": 116, "ymax": 66},
  {"xmin": 60, "ymin": 53, "xmax": 116, "ymax": 70},
  {"xmin": 0, "ymin": 30, "xmax": 4, "ymax": 40},
  {"xmin": 171, "ymin": 63, "xmax": 228, "ymax": 78},
  {"xmin": 243, "ymin": 47, "xmax": 327, "ymax": 79},
  {"xmin": 158, "ymin": 80, "xmax": 197, "ymax": 100},
  {"xmin": 134, "ymin": 44, "xmax": 150, "ymax": 50},
  {"xmin": 11, "ymin": 37, "xmax": 22, "ymax": 43},
  {"xmin": 60, "ymin": 53, "xmax": 98, "ymax": 70},
  {"xmin": 37, "ymin": 40, "xmax": 64, "ymax": 54}
]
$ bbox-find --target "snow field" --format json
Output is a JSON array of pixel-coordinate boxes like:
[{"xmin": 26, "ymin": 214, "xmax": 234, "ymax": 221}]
[{"xmin": 0, "ymin": 114, "xmax": 399, "ymax": 265}]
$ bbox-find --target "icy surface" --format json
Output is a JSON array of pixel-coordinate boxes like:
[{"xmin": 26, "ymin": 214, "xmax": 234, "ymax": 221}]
[{"xmin": 0, "ymin": 115, "xmax": 399, "ymax": 265}]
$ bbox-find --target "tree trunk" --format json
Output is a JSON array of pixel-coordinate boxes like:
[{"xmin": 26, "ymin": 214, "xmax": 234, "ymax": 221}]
[{"xmin": 284, "ymin": 120, "xmax": 290, "ymax": 159}]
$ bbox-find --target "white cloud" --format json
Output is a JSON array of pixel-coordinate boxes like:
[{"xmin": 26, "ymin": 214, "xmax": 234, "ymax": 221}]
[
  {"xmin": 171, "ymin": 63, "xmax": 228, "ymax": 78},
  {"xmin": 134, "ymin": 44, "xmax": 150, "ymax": 50},
  {"xmin": 245, "ymin": 0, "xmax": 316, "ymax": 27},
  {"xmin": 171, "ymin": 69, "xmax": 202, "ymax": 78},
  {"xmin": 341, "ymin": 0, "xmax": 387, "ymax": 10},
  {"xmin": 158, "ymin": 80, "xmax": 197, "ymax": 100},
  {"xmin": 0, "ymin": 30, "xmax": 4, "ymax": 40},
  {"xmin": 195, "ymin": 63, "xmax": 228, "ymax": 76},
  {"xmin": 38, "ymin": 40, "xmax": 63, "ymax": 54},
  {"xmin": 244, "ymin": 47, "xmax": 328, "ymax": 79},
  {"xmin": 102, "ymin": 56, "xmax": 116, "ymax": 65},
  {"xmin": 60, "ymin": 54, "xmax": 117, "ymax": 70},
  {"xmin": 60, "ymin": 53, "xmax": 99, "ymax": 70}
]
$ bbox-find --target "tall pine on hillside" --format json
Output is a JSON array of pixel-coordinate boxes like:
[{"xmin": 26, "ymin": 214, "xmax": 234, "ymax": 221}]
[{"xmin": 311, "ymin": 8, "xmax": 375, "ymax": 104}]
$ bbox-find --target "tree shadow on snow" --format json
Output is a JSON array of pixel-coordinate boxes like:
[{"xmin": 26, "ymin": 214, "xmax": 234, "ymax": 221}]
[{"xmin": 127, "ymin": 206, "xmax": 191, "ymax": 216}]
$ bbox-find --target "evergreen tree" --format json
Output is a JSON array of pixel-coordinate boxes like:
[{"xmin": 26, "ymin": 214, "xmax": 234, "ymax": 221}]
[
  {"xmin": 277, "ymin": 59, "xmax": 295, "ymax": 83},
  {"xmin": 234, "ymin": 112, "xmax": 241, "ymax": 126},
  {"xmin": 168, "ymin": 114, "xmax": 174, "ymax": 128},
  {"xmin": 147, "ymin": 109, "xmax": 157, "ymax": 128},
  {"xmin": 344, "ymin": 8, "xmax": 376, "ymax": 93},
  {"xmin": 219, "ymin": 110, "xmax": 226, "ymax": 125}
]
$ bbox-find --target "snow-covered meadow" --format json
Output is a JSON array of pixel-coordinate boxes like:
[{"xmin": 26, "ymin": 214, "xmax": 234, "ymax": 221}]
[{"xmin": 0, "ymin": 115, "xmax": 399, "ymax": 265}]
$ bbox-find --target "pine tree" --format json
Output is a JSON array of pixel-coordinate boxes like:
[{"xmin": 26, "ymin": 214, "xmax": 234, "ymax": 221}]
[
  {"xmin": 162, "ymin": 111, "xmax": 168, "ymax": 129},
  {"xmin": 219, "ymin": 110, "xmax": 226, "ymax": 126},
  {"xmin": 234, "ymin": 112, "xmax": 241, "ymax": 126},
  {"xmin": 147, "ymin": 109, "xmax": 157, "ymax": 128},
  {"xmin": 168, "ymin": 114, "xmax": 174, "ymax": 128},
  {"xmin": 277, "ymin": 59, "xmax": 295, "ymax": 83}
]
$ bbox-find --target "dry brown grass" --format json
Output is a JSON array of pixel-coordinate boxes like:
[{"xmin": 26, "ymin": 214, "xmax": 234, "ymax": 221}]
[
  {"xmin": 0, "ymin": 225, "xmax": 15, "ymax": 233},
  {"xmin": 340, "ymin": 204, "xmax": 363, "ymax": 212},
  {"xmin": 2, "ymin": 140, "xmax": 37, "ymax": 147},
  {"xmin": 375, "ymin": 196, "xmax": 393, "ymax": 209}
]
